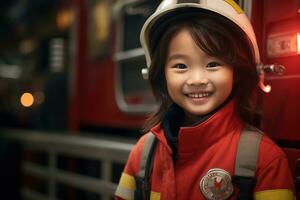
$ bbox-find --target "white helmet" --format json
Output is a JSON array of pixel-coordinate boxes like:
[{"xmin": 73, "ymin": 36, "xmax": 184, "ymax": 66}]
[
  {"xmin": 140, "ymin": 0, "xmax": 260, "ymax": 68},
  {"xmin": 139, "ymin": 0, "xmax": 276, "ymax": 92}
]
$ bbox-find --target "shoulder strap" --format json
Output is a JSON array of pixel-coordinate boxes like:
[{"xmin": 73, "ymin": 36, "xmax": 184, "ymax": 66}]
[
  {"xmin": 137, "ymin": 132, "xmax": 157, "ymax": 178},
  {"xmin": 235, "ymin": 126, "xmax": 263, "ymax": 177},
  {"xmin": 233, "ymin": 126, "xmax": 263, "ymax": 200},
  {"xmin": 134, "ymin": 132, "xmax": 157, "ymax": 200}
]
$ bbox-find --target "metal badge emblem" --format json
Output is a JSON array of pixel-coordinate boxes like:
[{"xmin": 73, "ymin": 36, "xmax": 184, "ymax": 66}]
[{"xmin": 200, "ymin": 168, "xmax": 234, "ymax": 200}]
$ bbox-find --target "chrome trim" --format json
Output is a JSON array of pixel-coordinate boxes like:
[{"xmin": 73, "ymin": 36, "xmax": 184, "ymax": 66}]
[
  {"xmin": 114, "ymin": 48, "xmax": 145, "ymax": 61},
  {"xmin": 3, "ymin": 130, "xmax": 133, "ymax": 161}
]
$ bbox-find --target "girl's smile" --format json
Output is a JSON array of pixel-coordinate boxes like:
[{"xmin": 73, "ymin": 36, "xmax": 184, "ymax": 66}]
[
  {"xmin": 164, "ymin": 28, "xmax": 234, "ymax": 124},
  {"xmin": 185, "ymin": 91, "xmax": 212, "ymax": 105}
]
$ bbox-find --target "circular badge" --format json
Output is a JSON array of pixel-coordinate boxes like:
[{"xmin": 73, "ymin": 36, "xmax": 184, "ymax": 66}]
[{"xmin": 199, "ymin": 168, "xmax": 234, "ymax": 200}]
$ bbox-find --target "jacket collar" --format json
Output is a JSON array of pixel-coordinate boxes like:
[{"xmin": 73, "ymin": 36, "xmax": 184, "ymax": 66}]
[{"xmin": 151, "ymin": 99, "xmax": 242, "ymax": 154}]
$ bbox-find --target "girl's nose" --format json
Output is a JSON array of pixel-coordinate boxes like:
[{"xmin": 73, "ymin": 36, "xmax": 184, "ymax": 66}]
[{"xmin": 186, "ymin": 70, "xmax": 209, "ymax": 86}]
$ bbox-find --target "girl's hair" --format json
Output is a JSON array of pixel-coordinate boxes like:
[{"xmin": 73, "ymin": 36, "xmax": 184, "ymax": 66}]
[{"xmin": 142, "ymin": 11, "xmax": 260, "ymax": 132}]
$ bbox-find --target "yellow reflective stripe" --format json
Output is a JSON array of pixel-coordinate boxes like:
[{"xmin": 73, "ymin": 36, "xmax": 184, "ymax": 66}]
[
  {"xmin": 119, "ymin": 172, "xmax": 136, "ymax": 190},
  {"xmin": 115, "ymin": 173, "xmax": 136, "ymax": 200},
  {"xmin": 150, "ymin": 191, "xmax": 161, "ymax": 200},
  {"xmin": 224, "ymin": 0, "xmax": 243, "ymax": 14},
  {"xmin": 116, "ymin": 173, "xmax": 161, "ymax": 200},
  {"xmin": 254, "ymin": 189, "xmax": 294, "ymax": 200}
]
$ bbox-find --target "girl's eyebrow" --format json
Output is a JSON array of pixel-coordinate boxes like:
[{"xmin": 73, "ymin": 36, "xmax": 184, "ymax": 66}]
[{"xmin": 167, "ymin": 54, "xmax": 189, "ymax": 62}]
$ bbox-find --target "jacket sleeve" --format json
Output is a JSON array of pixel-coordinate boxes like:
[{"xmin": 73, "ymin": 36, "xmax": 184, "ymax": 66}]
[
  {"xmin": 115, "ymin": 134, "xmax": 148, "ymax": 200},
  {"xmin": 254, "ymin": 137, "xmax": 295, "ymax": 200}
]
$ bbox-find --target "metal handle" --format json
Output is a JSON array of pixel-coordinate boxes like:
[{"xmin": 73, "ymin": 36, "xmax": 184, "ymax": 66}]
[
  {"xmin": 262, "ymin": 64, "xmax": 286, "ymax": 76},
  {"xmin": 257, "ymin": 63, "xmax": 286, "ymax": 93}
]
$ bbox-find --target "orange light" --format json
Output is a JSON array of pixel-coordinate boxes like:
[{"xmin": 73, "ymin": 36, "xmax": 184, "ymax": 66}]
[
  {"xmin": 57, "ymin": 9, "xmax": 74, "ymax": 30},
  {"xmin": 20, "ymin": 93, "xmax": 34, "ymax": 107}
]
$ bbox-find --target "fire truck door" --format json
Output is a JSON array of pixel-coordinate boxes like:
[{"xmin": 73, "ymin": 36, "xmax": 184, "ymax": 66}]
[{"xmin": 256, "ymin": 0, "xmax": 300, "ymax": 197}]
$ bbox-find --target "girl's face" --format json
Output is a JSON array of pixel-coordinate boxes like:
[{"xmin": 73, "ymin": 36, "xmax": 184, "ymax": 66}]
[{"xmin": 165, "ymin": 28, "xmax": 234, "ymax": 124}]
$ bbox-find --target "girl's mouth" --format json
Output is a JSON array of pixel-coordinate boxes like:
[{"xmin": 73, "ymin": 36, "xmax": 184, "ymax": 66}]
[
  {"xmin": 185, "ymin": 92, "xmax": 213, "ymax": 104},
  {"xmin": 186, "ymin": 92, "xmax": 213, "ymax": 98}
]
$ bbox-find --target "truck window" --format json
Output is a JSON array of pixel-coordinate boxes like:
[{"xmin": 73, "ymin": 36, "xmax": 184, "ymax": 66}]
[{"xmin": 114, "ymin": 0, "xmax": 160, "ymax": 113}]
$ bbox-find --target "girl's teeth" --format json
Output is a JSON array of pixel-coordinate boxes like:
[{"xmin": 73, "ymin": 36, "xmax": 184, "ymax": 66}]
[{"xmin": 188, "ymin": 93, "xmax": 210, "ymax": 98}]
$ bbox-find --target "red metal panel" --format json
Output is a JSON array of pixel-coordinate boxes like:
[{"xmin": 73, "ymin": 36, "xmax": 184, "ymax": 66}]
[
  {"xmin": 261, "ymin": 0, "xmax": 300, "ymax": 142},
  {"xmin": 68, "ymin": 0, "xmax": 87, "ymax": 132},
  {"xmin": 81, "ymin": 58, "xmax": 146, "ymax": 129},
  {"xmin": 70, "ymin": 0, "xmax": 146, "ymax": 130}
]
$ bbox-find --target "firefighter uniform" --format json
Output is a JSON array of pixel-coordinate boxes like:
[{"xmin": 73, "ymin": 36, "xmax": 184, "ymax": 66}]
[{"xmin": 115, "ymin": 100, "xmax": 295, "ymax": 200}]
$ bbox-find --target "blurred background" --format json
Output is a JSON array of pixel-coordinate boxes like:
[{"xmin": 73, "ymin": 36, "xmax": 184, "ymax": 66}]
[
  {"xmin": 0, "ymin": 0, "xmax": 160, "ymax": 199},
  {"xmin": 0, "ymin": 0, "xmax": 299, "ymax": 199},
  {"xmin": 0, "ymin": 0, "xmax": 160, "ymax": 132}
]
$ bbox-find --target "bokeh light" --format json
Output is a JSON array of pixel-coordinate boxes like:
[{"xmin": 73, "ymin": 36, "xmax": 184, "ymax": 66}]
[{"xmin": 20, "ymin": 93, "xmax": 34, "ymax": 107}]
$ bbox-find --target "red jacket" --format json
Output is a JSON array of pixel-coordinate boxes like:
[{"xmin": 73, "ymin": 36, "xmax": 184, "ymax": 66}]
[{"xmin": 115, "ymin": 100, "xmax": 295, "ymax": 200}]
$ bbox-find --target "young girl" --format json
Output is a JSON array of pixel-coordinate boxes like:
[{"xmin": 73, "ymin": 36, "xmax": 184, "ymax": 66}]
[{"xmin": 115, "ymin": 0, "xmax": 295, "ymax": 200}]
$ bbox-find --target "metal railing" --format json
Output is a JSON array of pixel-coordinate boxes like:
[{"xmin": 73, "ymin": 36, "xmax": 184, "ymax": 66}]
[{"xmin": 0, "ymin": 129, "xmax": 136, "ymax": 200}]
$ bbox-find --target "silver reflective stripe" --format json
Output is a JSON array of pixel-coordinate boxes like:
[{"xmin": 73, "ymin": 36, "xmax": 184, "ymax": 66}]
[
  {"xmin": 235, "ymin": 127, "xmax": 263, "ymax": 177},
  {"xmin": 115, "ymin": 185, "xmax": 135, "ymax": 200},
  {"xmin": 137, "ymin": 132, "xmax": 156, "ymax": 177}
]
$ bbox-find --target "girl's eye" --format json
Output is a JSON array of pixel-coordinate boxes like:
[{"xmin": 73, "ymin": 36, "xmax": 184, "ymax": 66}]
[
  {"xmin": 173, "ymin": 63, "xmax": 187, "ymax": 69},
  {"xmin": 206, "ymin": 62, "xmax": 221, "ymax": 68}
]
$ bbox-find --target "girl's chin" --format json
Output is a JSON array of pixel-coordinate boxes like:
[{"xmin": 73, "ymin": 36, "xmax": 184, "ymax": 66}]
[{"xmin": 184, "ymin": 107, "xmax": 213, "ymax": 118}]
